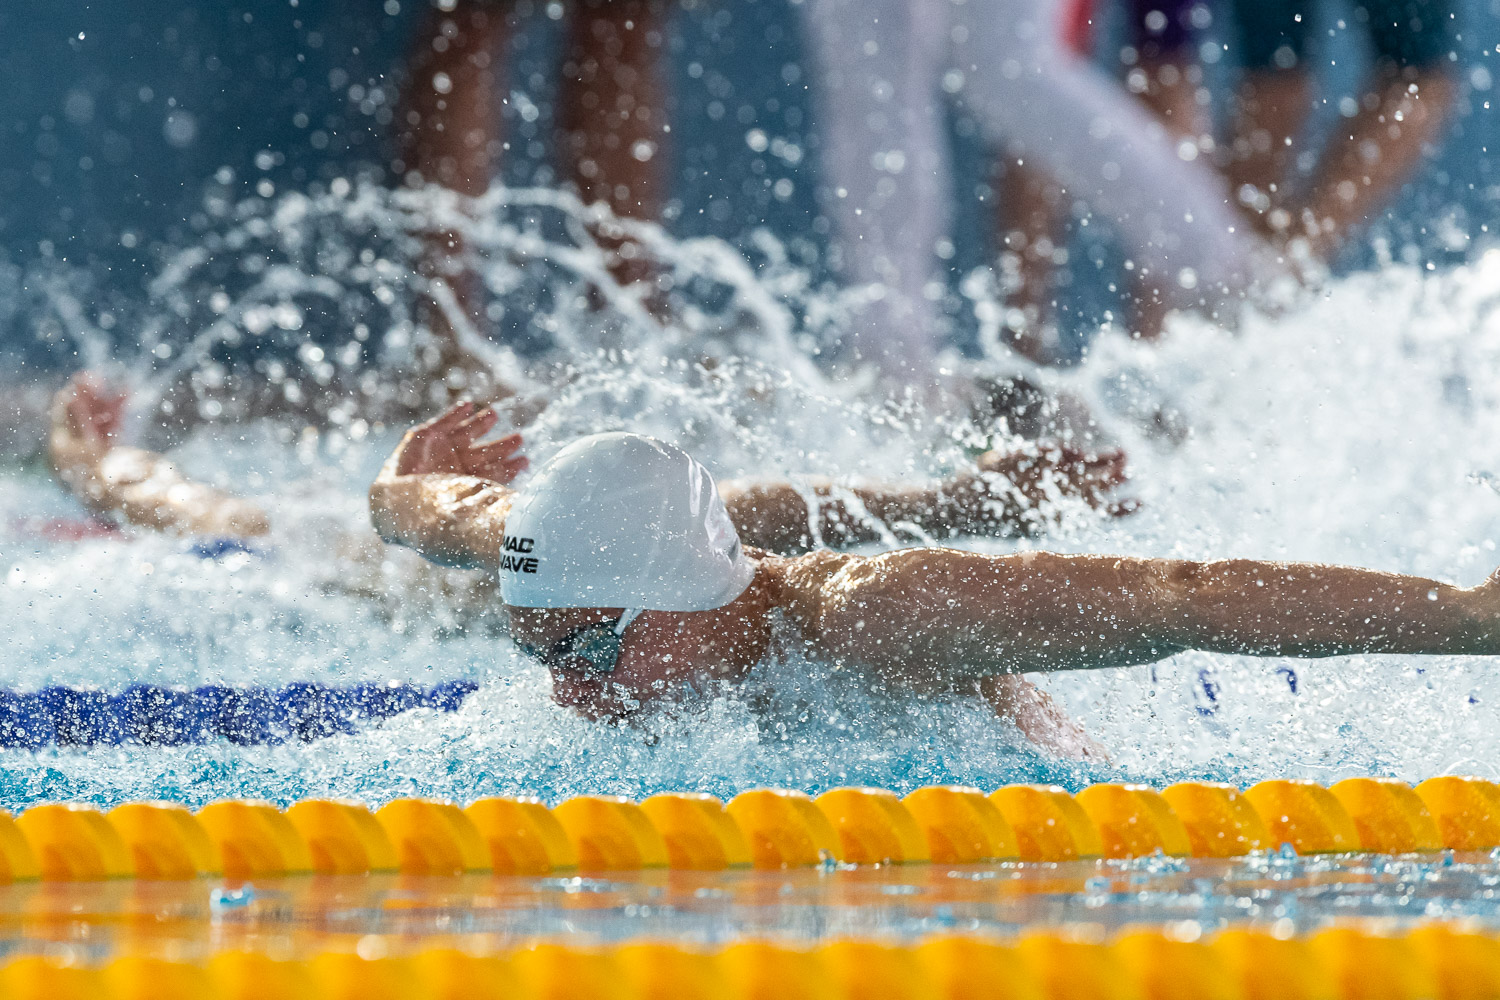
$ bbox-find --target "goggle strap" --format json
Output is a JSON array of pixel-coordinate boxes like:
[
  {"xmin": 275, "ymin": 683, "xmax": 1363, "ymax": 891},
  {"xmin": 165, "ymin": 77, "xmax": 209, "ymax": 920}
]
[{"xmin": 614, "ymin": 608, "xmax": 644, "ymax": 635}]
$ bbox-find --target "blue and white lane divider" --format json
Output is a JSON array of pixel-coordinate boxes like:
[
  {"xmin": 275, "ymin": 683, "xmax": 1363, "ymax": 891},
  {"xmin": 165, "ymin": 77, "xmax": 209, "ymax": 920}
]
[{"xmin": 0, "ymin": 680, "xmax": 479, "ymax": 749}]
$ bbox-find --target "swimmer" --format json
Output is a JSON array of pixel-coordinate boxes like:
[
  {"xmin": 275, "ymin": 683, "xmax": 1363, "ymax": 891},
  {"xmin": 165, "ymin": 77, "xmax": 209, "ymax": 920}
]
[
  {"xmin": 48, "ymin": 373, "xmax": 270, "ymax": 539},
  {"xmin": 46, "ymin": 375, "xmax": 1130, "ymax": 757},
  {"xmin": 372, "ymin": 401, "xmax": 1500, "ymax": 762}
]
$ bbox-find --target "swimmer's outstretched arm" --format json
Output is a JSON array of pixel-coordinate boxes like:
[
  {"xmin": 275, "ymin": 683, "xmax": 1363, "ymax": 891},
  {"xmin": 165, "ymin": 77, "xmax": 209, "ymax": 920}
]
[
  {"xmin": 783, "ymin": 549, "xmax": 1500, "ymax": 681},
  {"xmin": 48, "ymin": 374, "xmax": 270, "ymax": 538},
  {"xmin": 368, "ymin": 401, "xmax": 528, "ymax": 572},
  {"xmin": 722, "ymin": 445, "xmax": 1130, "ymax": 553}
]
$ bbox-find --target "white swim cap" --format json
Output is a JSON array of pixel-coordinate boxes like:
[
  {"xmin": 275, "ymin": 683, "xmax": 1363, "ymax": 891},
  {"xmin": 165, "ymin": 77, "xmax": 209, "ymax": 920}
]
[{"xmin": 499, "ymin": 432, "xmax": 757, "ymax": 612}]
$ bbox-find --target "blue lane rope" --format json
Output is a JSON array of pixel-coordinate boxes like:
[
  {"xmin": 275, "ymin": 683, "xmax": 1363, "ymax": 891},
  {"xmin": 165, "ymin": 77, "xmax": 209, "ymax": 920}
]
[{"xmin": 0, "ymin": 680, "xmax": 478, "ymax": 749}]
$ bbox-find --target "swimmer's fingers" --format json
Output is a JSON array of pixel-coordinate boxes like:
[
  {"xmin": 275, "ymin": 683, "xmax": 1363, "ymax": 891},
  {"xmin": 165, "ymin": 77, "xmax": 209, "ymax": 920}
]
[
  {"xmin": 405, "ymin": 401, "xmax": 475, "ymax": 446},
  {"xmin": 1080, "ymin": 448, "xmax": 1128, "ymax": 487},
  {"xmin": 456, "ymin": 405, "xmax": 499, "ymax": 442},
  {"xmin": 470, "ymin": 433, "xmax": 522, "ymax": 461},
  {"xmin": 470, "ymin": 433, "xmax": 528, "ymax": 483}
]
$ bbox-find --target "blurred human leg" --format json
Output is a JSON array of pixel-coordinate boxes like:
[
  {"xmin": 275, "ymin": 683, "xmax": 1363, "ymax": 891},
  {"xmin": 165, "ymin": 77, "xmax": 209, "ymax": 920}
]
[
  {"xmin": 1221, "ymin": 0, "xmax": 1316, "ymax": 238},
  {"xmin": 396, "ymin": 1, "xmax": 514, "ymax": 398},
  {"xmin": 1126, "ymin": 0, "xmax": 1215, "ymax": 338},
  {"xmin": 997, "ymin": 163, "xmax": 1070, "ymax": 361},
  {"xmin": 800, "ymin": 0, "xmax": 955, "ymax": 385},
  {"xmin": 1223, "ymin": 0, "xmax": 1456, "ymax": 259},
  {"xmin": 399, "ymin": 2, "xmax": 508, "ymax": 195},
  {"xmin": 1295, "ymin": 66, "xmax": 1455, "ymax": 257},
  {"xmin": 559, "ymin": 0, "xmax": 670, "ymax": 221},
  {"xmin": 1005, "ymin": 0, "xmax": 1217, "ymax": 350},
  {"xmin": 558, "ymin": 0, "xmax": 671, "ymax": 296},
  {"xmin": 1291, "ymin": 0, "xmax": 1458, "ymax": 257},
  {"xmin": 953, "ymin": 0, "xmax": 1260, "ymax": 314}
]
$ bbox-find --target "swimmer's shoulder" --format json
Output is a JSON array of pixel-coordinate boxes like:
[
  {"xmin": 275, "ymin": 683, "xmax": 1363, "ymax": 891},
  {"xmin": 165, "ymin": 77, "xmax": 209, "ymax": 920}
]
[{"xmin": 754, "ymin": 548, "xmax": 864, "ymax": 629}]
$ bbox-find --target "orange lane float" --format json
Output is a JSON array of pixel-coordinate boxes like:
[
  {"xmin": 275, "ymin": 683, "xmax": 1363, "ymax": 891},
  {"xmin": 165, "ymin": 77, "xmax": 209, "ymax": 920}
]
[
  {"xmin": 915, "ymin": 936, "xmax": 1044, "ymax": 1000},
  {"xmin": 820, "ymin": 940, "xmax": 939, "ymax": 1000},
  {"xmin": 0, "ymin": 925, "xmax": 1497, "ymax": 997},
  {"xmin": 1327, "ymin": 778, "xmax": 1442, "ymax": 854},
  {"xmin": 15, "ymin": 803, "xmax": 132, "ymax": 880},
  {"xmin": 1073, "ymin": 785, "xmax": 1191, "ymax": 859},
  {"xmin": 1112, "ymin": 929, "xmax": 1239, "ymax": 1000},
  {"xmin": 373, "ymin": 799, "xmax": 489, "ymax": 876},
  {"xmin": 464, "ymin": 797, "xmax": 577, "ymax": 875},
  {"xmin": 719, "ymin": 941, "xmax": 839, "ymax": 1000},
  {"xmin": 639, "ymin": 792, "xmax": 750, "ymax": 870},
  {"xmin": 0, "ymin": 956, "xmax": 108, "ymax": 1000},
  {"xmin": 310, "ymin": 953, "xmax": 426, "ymax": 1000},
  {"xmin": 724, "ymin": 788, "xmax": 839, "ymax": 868},
  {"xmin": 195, "ymin": 800, "xmax": 312, "ymax": 878},
  {"xmin": 6, "ymin": 775, "xmax": 1500, "ymax": 889},
  {"xmin": 510, "ymin": 944, "xmax": 636, "ymax": 1000},
  {"xmin": 1242, "ymin": 780, "xmax": 1361, "ymax": 854},
  {"xmin": 104, "ymin": 955, "xmax": 217, "ymax": 1000},
  {"xmin": 988, "ymin": 785, "xmax": 1103, "ymax": 862},
  {"xmin": 283, "ymin": 800, "xmax": 397, "ymax": 875},
  {"xmin": 207, "ymin": 952, "xmax": 319, "ymax": 1000},
  {"xmin": 1016, "ymin": 933, "xmax": 1141, "ymax": 1000},
  {"xmin": 1160, "ymin": 782, "xmax": 1271, "ymax": 859},
  {"xmin": 814, "ymin": 787, "xmax": 930, "ymax": 865},
  {"xmin": 0, "ymin": 811, "xmax": 39, "ymax": 882},
  {"xmin": 614, "ymin": 943, "xmax": 722, "ymax": 1000},
  {"xmin": 901, "ymin": 786, "xmax": 1019, "ymax": 864},
  {"xmin": 1405, "ymin": 924, "xmax": 1500, "ymax": 1000},
  {"xmin": 1307, "ymin": 927, "xmax": 1440, "ymax": 1000},
  {"xmin": 1210, "ymin": 929, "xmax": 1335, "ymax": 1000},
  {"xmin": 1413, "ymin": 776, "xmax": 1500, "ymax": 851},
  {"xmin": 551, "ymin": 795, "xmax": 668, "ymax": 871},
  {"xmin": 106, "ymin": 802, "xmax": 221, "ymax": 880},
  {"xmin": 410, "ymin": 950, "xmax": 517, "ymax": 1000}
]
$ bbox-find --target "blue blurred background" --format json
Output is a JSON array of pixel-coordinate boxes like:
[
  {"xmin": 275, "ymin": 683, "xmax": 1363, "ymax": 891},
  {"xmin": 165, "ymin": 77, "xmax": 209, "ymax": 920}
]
[{"xmin": 3, "ymin": 0, "xmax": 1498, "ymax": 368}]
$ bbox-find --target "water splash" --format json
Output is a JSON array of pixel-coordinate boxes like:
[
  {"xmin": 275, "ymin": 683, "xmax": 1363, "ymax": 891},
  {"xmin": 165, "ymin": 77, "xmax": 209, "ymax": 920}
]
[{"xmin": 3, "ymin": 179, "xmax": 1500, "ymax": 808}]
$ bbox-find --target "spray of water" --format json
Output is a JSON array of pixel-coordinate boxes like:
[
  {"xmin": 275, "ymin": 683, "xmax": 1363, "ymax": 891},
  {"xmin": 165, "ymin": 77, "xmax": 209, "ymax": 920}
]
[{"xmin": 3, "ymin": 179, "xmax": 1500, "ymax": 809}]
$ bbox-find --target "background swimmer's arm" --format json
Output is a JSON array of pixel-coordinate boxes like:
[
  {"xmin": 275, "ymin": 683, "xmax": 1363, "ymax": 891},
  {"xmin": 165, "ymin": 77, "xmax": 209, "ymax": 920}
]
[
  {"xmin": 792, "ymin": 549, "xmax": 1500, "ymax": 682},
  {"xmin": 721, "ymin": 445, "xmax": 1129, "ymax": 553},
  {"xmin": 48, "ymin": 374, "xmax": 270, "ymax": 538},
  {"xmin": 368, "ymin": 402, "xmax": 528, "ymax": 572}
]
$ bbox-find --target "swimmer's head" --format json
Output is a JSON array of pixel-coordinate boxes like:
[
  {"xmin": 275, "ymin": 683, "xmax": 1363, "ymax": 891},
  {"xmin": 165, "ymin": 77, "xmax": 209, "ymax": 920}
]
[
  {"xmin": 499, "ymin": 432, "xmax": 755, "ymax": 613},
  {"xmin": 500, "ymin": 433, "xmax": 765, "ymax": 719}
]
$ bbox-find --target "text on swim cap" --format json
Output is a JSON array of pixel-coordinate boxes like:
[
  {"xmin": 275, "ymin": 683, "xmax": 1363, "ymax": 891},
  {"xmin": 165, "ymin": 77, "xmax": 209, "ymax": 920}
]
[{"xmin": 500, "ymin": 534, "xmax": 538, "ymax": 573}]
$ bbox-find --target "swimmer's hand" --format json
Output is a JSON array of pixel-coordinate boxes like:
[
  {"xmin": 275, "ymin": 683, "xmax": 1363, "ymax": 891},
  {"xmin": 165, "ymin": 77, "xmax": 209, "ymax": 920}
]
[
  {"xmin": 974, "ymin": 444, "xmax": 1136, "ymax": 519},
  {"xmin": 981, "ymin": 675, "xmax": 1108, "ymax": 763},
  {"xmin": 394, "ymin": 401, "xmax": 528, "ymax": 484}
]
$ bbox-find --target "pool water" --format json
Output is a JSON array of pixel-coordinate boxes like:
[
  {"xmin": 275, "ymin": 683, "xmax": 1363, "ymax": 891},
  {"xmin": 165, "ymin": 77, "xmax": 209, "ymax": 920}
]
[{"xmin": 4, "ymin": 182, "xmax": 1500, "ymax": 820}]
